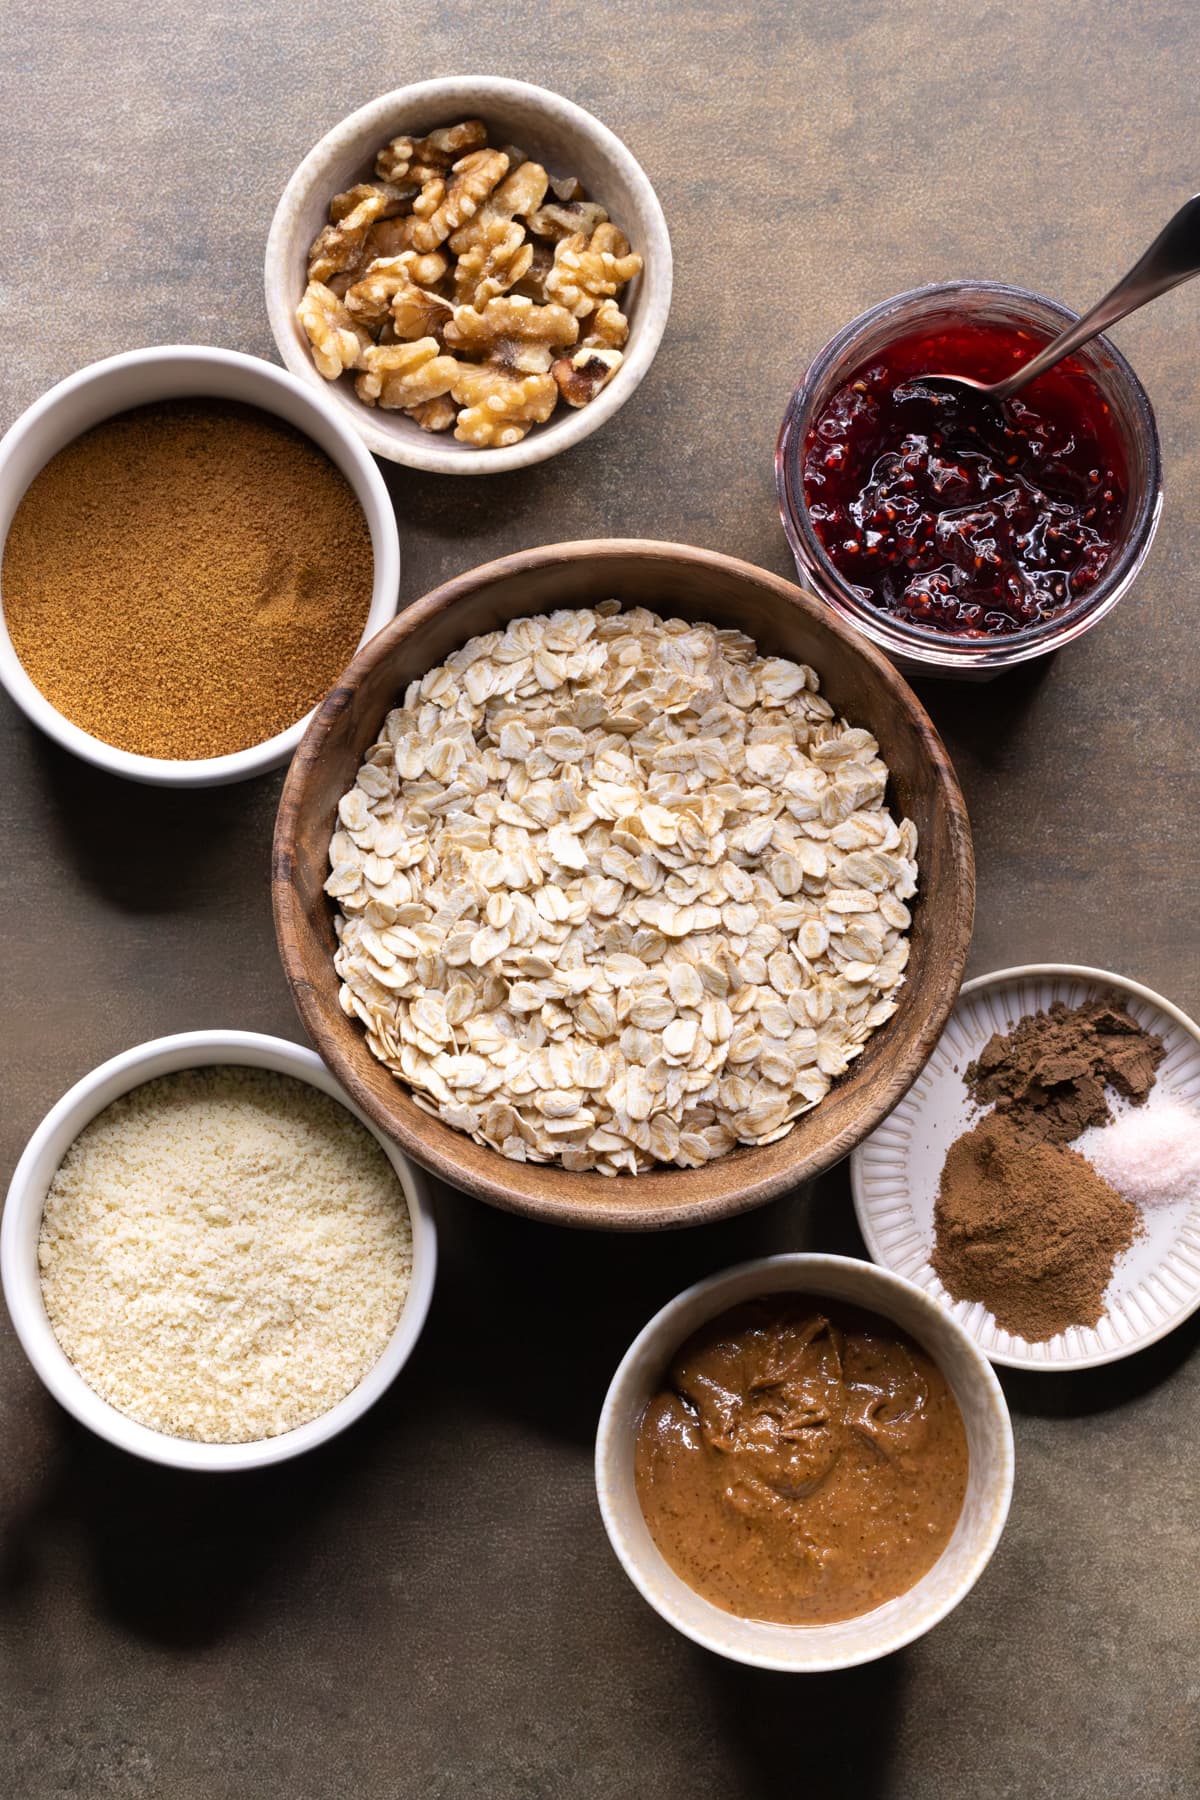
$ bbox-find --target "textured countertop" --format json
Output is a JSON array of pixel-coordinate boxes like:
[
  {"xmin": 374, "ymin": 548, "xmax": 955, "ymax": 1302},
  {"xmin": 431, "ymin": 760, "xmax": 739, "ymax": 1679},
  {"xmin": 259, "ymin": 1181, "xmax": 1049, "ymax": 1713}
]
[{"xmin": 1, "ymin": 2, "xmax": 1197, "ymax": 1795}]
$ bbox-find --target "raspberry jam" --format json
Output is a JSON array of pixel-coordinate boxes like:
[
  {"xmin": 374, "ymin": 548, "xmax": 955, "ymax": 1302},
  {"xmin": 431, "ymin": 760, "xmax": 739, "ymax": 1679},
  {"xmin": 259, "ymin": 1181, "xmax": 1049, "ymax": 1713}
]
[{"xmin": 802, "ymin": 322, "xmax": 1129, "ymax": 637}]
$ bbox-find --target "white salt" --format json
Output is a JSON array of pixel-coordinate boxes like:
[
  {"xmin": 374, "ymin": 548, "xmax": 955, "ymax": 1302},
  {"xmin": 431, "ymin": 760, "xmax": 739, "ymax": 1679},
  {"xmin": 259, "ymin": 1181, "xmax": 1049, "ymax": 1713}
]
[{"xmin": 1078, "ymin": 1098, "xmax": 1200, "ymax": 1211}]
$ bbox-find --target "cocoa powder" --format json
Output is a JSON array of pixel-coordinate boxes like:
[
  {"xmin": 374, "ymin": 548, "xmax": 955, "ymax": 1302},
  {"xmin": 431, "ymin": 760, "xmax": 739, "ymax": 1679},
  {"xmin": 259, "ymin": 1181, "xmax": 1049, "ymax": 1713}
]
[
  {"xmin": 965, "ymin": 998, "xmax": 1164, "ymax": 1148},
  {"xmin": 932, "ymin": 997, "xmax": 1163, "ymax": 1341}
]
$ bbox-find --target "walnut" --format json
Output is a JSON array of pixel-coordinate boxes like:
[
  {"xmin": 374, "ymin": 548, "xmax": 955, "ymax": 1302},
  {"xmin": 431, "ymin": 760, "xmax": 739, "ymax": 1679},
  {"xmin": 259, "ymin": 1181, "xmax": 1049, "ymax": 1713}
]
[
  {"xmin": 359, "ymin": 217, "xmax": 411, "ymax": 263},
  {"xmin": 366, "ymin": 183, "xmax": 447, "ymax": 260},
  {"xmin": 386, "ymin": 254, "xmax": 455, "ymax": 341},
  {"xmin": 449, "ymin": 160, "xmax": 550, "ymax": 256},
  {"xmin": 512, "ymin": 240, "xmax": 555, "ymax": 303},
  {"xmin": 408, "ymin": 162, "xmax": 455, "ymax": 188},
  {"xmin": 355, "ymin": 339, "xmax": 461, "ymax": 411},
  {"xmin": 544, "ymin": 225, "xmax": 643, "ymax": 318},
  {"xmin": 329, "ymin": 181, "xmax": 414, "ymax": 222},
  {"xmin": 490, "ymin": 339, "xmax": 554, "ymax": 375},
  {"xmin": 444, "ymin": 294, "xmax": 578, "ymax": 354},
  {"xmin": 594, "ymin": 222, "xmax": 633, "ymax": 258},
  {"xmin": 343, "ymin": 257, "xmax": 413, "ymax": 329},
  {"xmin": 453, "ymin": 221, "xmax": 533, "ymax": 306},
  {"xmin": 450, "ymin": 365, "xmax": 558, "ymax": 447},
  {"xmin": 582, "ymin": 298, "xmax": 629, "ymax": 349},
  {"xmin": 375, "ymin": 139, "xmax": 418, "ymax": 184},
  {"xmin": 552, "ymin": 346, "xmax": 623, "ymax": 407},
  {"xmin": 375, "ymin": 120, "xmax": 487, "ymax": 184},
  {"xmin": 343, "ymin": 253, "xmax": 452, "ymax": 342},
  {"xmin": 326, "ymin": 206, "xmax": 424, "ymax": 293},
  {"xmin": 526, "ymin": 199, "xmax": 609, "ymax": 242},
  {"xmin": 405, "ymin": 249, "xmax": 450, "ymax": 290},
  {"xmin": 549, "ymin": 172, "xmax": 585, "ymax": 203},
  {"xmin": 406, "ymin": 149, "xmax": 509, "ymax": 253},
  {"xmin": 406, "ymin": 396, "xmax": 457, "ymax": 433},
  {"xmin": 297, "ymin": 281, "xmax": 371, "ymax": 379},
  {"xmin": 406, "ymin": 178, "xmax": 445, "ymax": 231},
  {"xmin": 504, "ymin": 160, "xmax": 550, "ymax": 215},
  {"xmin": 307, "ymin": 191, "xmax": 388, "ymax": 284},
  {"xmin": 359, "ymin": 237, "xmax": 450, "ymax": 291}
]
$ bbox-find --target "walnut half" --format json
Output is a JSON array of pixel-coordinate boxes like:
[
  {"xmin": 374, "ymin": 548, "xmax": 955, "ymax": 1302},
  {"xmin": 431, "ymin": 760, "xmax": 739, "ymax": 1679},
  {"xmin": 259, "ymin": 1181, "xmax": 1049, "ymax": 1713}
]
[
  {"xmin": 444, "ymin": 294, "xmax": 578, "ymax": 354},
  {"xmin": 356, "ymin": 339, "xmax": 461, "ymax": 411},
  {"xmin": 527, "ymin": 199, "xmax": 610, "ymax": 242},
  {"xmin": 307, "ymin": 191, "xmax": 388, "ymax": 285},
  {"xmin": 406, "ymin": 149, "xmax": 510, "ymax": 253},
  {"xmin": 297, "ymin": 281, "xmax": 371, "ymax": 379},
  {"xmin": 545, "ymin": 225, "xmax": 643, "ymax": 319},
  {"xmin": 375, "ymin": 120, "xmax": 488, "ymax": 184},
  {"xmin": 552, "ymin": 347, "xmax": 624, "ymax": 407},
  {"xmin": 406, "ymin": 396, "xmax": 457, "ymax": 433},
  {"xmin": 450, "ymin": 366, "xmax": 557, "ymax": 447},
  {"xmin": 582, "ymin": 298, "xmax": 629, "ymax": 350}
]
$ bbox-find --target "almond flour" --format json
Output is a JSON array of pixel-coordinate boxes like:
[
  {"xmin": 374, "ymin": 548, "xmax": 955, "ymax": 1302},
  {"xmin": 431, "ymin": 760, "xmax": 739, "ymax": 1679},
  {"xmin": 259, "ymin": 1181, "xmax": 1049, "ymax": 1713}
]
[{"xmin": 37, "ymin": 1066, "xmax": 412, "ymax": 1443}]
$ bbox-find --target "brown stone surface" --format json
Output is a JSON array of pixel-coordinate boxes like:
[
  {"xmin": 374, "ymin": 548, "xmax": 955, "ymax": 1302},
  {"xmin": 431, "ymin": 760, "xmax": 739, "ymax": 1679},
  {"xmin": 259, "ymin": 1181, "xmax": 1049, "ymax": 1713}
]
[{"xmin": 0, "ymin": 2, "xmax": 1197, "ymax": 1796}]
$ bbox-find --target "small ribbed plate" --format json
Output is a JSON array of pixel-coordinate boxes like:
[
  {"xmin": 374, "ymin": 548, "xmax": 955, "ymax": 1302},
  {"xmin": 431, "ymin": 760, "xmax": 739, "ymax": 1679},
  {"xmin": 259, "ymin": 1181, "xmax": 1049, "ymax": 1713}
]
[{"xmin": 850, "ymin": 964, "xmax": 1200, "ymax": 1370}]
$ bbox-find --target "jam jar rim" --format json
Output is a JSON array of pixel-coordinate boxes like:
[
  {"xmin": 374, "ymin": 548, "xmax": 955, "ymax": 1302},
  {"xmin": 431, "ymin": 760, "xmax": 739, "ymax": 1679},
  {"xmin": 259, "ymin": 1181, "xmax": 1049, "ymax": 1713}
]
[{"xmin": 775, "ymin": 280, "xmax": 1163, "ymax": 669}]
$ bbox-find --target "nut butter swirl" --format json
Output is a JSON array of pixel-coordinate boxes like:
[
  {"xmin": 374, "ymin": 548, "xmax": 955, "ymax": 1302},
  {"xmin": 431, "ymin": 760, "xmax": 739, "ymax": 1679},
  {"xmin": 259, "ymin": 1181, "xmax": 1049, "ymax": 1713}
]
[{"xmin": 635, "ymin": 1298, "xmax": 968, "ymax": 1625}]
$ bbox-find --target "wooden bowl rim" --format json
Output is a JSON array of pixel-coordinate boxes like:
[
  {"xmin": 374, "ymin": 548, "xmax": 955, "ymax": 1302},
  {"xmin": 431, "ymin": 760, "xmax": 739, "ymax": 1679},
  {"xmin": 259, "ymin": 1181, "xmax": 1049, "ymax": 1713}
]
[{"xmin": 273, "ymin": 538, "xmax": 974, "ymax": 1230}]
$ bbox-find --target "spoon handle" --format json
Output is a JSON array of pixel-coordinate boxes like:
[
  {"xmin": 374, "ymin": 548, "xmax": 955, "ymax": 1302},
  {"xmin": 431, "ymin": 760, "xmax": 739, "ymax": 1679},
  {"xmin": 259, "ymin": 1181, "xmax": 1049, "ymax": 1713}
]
[{"xmin": 995, "ymin": 192, "xmax": 1200, "ymax": 400}]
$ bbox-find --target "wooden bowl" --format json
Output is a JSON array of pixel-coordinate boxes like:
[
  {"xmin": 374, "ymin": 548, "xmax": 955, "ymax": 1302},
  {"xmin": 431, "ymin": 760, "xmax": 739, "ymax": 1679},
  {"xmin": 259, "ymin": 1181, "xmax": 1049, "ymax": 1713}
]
[{"xmin": 274, "ymin": 541, "xmax": 974, "ymax": 1230}]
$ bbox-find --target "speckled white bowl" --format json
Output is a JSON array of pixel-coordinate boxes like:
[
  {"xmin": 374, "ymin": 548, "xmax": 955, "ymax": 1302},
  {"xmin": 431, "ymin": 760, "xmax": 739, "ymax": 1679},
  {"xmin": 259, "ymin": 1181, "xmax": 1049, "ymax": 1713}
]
[
  {"xmin": 0, "ymin": 347, "xmax": 400, "ymax": 787},
  {"xmin": 265, "ymin": 78, "xmax": 672, "ymax": 473},
  {"xmin": 0, "ymin": 1031, "xmax": 437, "ymax": 1472},
  {"xmin": 595, "ymin": 1253, "xmax": 1013, "ymax": 1671}
]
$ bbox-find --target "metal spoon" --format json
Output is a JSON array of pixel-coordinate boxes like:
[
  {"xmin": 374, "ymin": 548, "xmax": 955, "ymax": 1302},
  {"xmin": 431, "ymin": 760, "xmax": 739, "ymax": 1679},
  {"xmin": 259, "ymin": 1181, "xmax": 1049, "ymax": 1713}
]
[{"xmin": 920, "ymin": 193, "xmax": 1200, "ymax": 404}]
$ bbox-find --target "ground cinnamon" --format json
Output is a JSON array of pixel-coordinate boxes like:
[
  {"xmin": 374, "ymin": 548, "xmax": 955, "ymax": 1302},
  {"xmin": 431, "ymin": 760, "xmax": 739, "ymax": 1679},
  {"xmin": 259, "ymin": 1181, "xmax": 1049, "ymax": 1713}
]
[
  {"xmin": 2, "ymin": 399, "xmax": 373, "ymax": 759},
  {"xmin": 932, "ymin": 1115, "xmax": 1139, "ymax": 1341}
]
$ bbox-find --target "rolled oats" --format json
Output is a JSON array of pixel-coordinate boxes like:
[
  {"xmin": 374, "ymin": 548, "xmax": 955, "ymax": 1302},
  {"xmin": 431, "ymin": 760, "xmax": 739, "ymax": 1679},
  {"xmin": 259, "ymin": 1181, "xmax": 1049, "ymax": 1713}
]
[{"xmin": 328, "ymin": 607, "xmax": 918, "ymax": 1175}]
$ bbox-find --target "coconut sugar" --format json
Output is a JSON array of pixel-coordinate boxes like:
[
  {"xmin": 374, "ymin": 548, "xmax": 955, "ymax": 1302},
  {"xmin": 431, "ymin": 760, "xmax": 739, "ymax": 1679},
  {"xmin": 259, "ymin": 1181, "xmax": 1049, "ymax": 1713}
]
[
  {"xmin": 2, "ymin": 400, "xmax": 373, "ymax": 760},
  {"xmin": 38, "ymin": 1066, "xmax": 412, "ymax": 1443}
]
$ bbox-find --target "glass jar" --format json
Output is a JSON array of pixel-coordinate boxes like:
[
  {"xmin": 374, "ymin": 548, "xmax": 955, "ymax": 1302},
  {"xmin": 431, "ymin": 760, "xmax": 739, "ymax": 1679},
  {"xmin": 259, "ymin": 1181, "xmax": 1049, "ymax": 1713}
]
[{"xmin": 775, "ymin": 282, "xmax": 1163, "ymax": 677}]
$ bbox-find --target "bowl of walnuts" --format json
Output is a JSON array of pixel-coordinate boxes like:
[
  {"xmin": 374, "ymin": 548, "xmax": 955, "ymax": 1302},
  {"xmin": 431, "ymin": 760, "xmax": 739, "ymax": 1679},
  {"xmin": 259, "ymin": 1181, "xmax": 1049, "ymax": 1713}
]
[{"xmin": 265, "ymin": 78, "xmax": 672, "ymax": 474}]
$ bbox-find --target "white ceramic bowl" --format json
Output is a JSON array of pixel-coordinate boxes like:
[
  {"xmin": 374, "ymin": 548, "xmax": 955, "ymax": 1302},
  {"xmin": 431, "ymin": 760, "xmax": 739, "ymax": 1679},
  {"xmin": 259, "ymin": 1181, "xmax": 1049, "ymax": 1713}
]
[
  {"xmin": 595, "ymin": 1253, "xmax": 1013, "ymax": 1671},
  {"xmin": 1, "ymin": 1030, "xmax": 437, "ymax": 1471},
  {"xmin": 265, "ymin": 78, "xmax": 672, "ymax": 473},
  {"xmin": 852, "ymin": 963, "xmax": 1200, "ymax": 1370},
  {"xmin": 0, "ymin": 346, "xmax": 401, "ymax": 787}
]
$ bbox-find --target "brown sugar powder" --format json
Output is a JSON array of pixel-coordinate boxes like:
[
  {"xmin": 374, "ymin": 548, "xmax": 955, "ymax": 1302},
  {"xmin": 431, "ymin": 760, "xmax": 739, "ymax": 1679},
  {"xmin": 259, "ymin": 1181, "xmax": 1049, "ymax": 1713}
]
[
  {"xmin": 2, "ymin": 400, "xmax": 374, "ymax": 759},
  {"xmin": 932, "ymin": 1115, "xmax": 1140, "ymax": 1342}
]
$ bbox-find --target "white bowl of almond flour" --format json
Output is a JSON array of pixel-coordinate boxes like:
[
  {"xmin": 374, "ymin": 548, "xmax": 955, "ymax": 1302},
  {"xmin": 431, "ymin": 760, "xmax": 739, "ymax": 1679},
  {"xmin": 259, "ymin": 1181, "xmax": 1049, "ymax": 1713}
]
[{"xmin": 1, "ymin": 1031, "xmax": 436, "ymax": 1470}]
